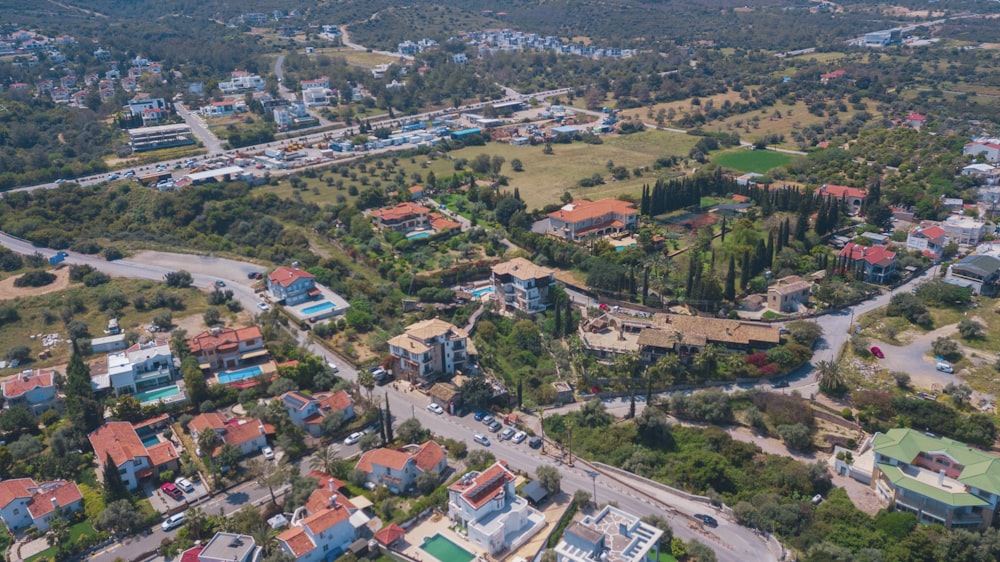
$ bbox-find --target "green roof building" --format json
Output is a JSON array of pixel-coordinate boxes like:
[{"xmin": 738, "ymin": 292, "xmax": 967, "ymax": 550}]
[{"xmin": 872, "ymin": 428, "xmax": 1000, "ymax": 530}]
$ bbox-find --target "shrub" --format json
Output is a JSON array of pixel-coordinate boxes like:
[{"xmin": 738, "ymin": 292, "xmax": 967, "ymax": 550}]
[{"xmin": 13, "ymin": 270, "xmax": 56, "ymax": 288}]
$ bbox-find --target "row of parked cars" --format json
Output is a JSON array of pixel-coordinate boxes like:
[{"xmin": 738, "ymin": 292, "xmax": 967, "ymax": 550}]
[{"xmin": 471, "ymin": 411, "xmax": 542, "ymax": 448}]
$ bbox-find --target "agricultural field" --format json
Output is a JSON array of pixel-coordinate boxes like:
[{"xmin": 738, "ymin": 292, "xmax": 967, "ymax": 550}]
[
  {"xmin": 309, "ymin": 47, "xmax": 403, "ymax": 68},
  {"xmin": 712, "ymin": 149, "xmax": 794, "ymax": 174}
]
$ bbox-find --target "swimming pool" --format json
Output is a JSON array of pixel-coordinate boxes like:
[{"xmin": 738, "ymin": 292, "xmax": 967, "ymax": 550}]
[
  {"xmin": 218, "ymin": 365, "xmax": 263, "ymax": 384},
  {"xmin": 471, "ymin": 286, "xmax": 494, "ymax": 298},
  {"xmin": 301, "ymin": 301, "xmax": 335, "ymax": 315},
  {"xmin": 421, "ymin": 534, "xmax": 474, "ymax": 562},
  {"xmin": 141, "ymin": 434, "xmax": 160, "ymax": 447},
  {"xmin": 407, "ymin": 230, "xmax": 432, "ymax": 240},
  {"xmin": 135, "ymin": 385, "xmax": 181, "ymax": 405}
]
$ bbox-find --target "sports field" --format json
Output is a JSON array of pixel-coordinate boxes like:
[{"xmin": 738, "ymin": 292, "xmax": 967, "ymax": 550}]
[{"xmin": 712, "ymin": 149, "xmax": 793, "ymax": 174}]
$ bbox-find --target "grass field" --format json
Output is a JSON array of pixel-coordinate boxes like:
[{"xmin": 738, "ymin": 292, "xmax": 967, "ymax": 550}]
[
  {"xmin": 25, "ymin": 521, "xmax": 96, "ymax": 562},
  {"xmin": 712, "ymin": 149, "xmax": 793, "ymax": 174},
  {"xmin": 311, "ymin": 47, "xmax": 402, "ymax": 68}
]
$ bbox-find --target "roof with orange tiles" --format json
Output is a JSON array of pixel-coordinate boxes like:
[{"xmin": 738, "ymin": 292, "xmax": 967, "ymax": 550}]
[
  {"xmin": 89, "ymin": 421, "xmax": 149, "ymax": 468},
  {"xmin": 908, "ymin": 112, "xmax": 927, "ymax": 121},
  {"xmin": 491, "ymin": 257, "xmax": 554, "ymax": 281},
  {"xmin": 374, "ymin": 523, "xmax": 407, "ymax": 546},
  {"xmin": 132, "ymin": 413, "xmax": 171, "ymax": 431},
  {"xmin": 820, "ymin": 184, "xmax": 868, "ymax": 200},
  {"xmin": 2, "ymin": 370, "xmax": 54, "ymax": 399},
  {"xmin": 26, "ymin": 480, "xmax": 83, "ymax": 519},
  {"xmin": 179, "ymin": 546, "xmax": 203, "ymax": 562},
  {"xmin": 268, "ymin": 266, "xmax": 315, "ymax": 288},
  {"xmin": 316, "ymin": 390, "xmax": 353, "ymax": 414},
  {"xmin": 821, "ymin": 69, "xmax": 846, "ymax": 79},
  {"xmin": 371, "ymin": 202, "xmax": 430, "ymax": 222},
  {"xmin": 222, "ymin": 419, "xmax": 268, "ymax": 447},
  {"xmin": 0, "ymin": 478, "xmax": 35, "ymax": 509},
  {"xmin": 356, "ymin": 447, "xmax": 413, "ymax": 473},
  {"xmin": 408, "ymin": 185, "xmax": 424, "ymax": 194},
  {"xmin": 411, "ymin": 440, "xmax": 446, "ymax": 472},
  {"xmin": 189, "ymin": 412, "xmax": 227, "ymax": 435},
  {"xmin": 303, "ymin": 504, "xmax": 350, "ymax": 535},
  {"xmin": 305, "ymin": 488, "xmax": 356, "ymax": 514},
  {"xmin": 840, "ymin": 242, "xmax": 896, "ymax": 266},
  {"xmin": 146, "ymin": 440, "xmax": 179, "ymax": 467},
  {"xmin": 278, "ymin": 525, "xmax": 316, "ymax": 557},
  {"xmin": 913, "ymin": 225, "xmax": 947, "ymax": 242},
  {"xmin": 547, "ymin": 199, "xmax": 638, "ymax": 224},
  {"xmin": 430, "ymin": 215, "xmax": 461, "ymax": 231},
  {"xmin": 188, "ymin": 326, "xmax": 263, "ymax": 355},
  {"xmin": 450, "ymin": 462, "xmax": 515, "ymax": 510}
]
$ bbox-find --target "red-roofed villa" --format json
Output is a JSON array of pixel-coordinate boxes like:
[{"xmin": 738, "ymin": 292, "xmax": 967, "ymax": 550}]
[
  {"xmin": 839, "ymin": 242, "xmax": 897, "ymax": 284},
  {"xmin": 0, "ymin": 478, "xmax": 83, "ymax": 531},
  {"xmin": 267, "ymin": 266, "xmax": 317, "ymax": 306}
]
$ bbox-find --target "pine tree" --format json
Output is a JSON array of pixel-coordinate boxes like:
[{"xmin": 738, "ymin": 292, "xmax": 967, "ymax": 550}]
[
  {"xmin": 765, "ymin": 232, "xmax": 774, "ymax": 268},
  {"xmin": 564, "ymin": 298, "xmax": 575, "ymax": 334},
  {"xmin": 725, "ymin": 256, "xmax": 736, "ymax": 301},
  {"xmin": 720, "ymin": 217, "xmax": 727, "ymax": 242},
  {"xmin": 516, "ymin": 377, "xmax": 523, "ymax": 408},
  {"xmin": 102, "ymin": 453, "xmax": 130, "ymax": 504},
  {"xmin": 379, "ymin": 404, "xmax": 387, "ymax": 444},
  {"xmin": 65, "ymin": 349, "xmax": 92, "ymax": 400},
  {"xmin": 642, "ymin": 266, "xmax": 650, "ymax": 303},
  {"xmin": 384, "ymin": 394, "xmax": 394, "ymax": 443}
]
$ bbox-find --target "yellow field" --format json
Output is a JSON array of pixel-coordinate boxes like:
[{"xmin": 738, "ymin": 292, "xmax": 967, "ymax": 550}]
[{"xmin": 311, "ymin": 47, "xmax": 403, "ymax": 68}]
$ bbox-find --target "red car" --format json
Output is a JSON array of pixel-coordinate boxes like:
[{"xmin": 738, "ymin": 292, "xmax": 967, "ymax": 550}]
[
  {"xmin": 161, "ymin": 482, "xmax": 183, "ymax": 500},
  {"xmin": 870, "ymin": 346, "xmax": 885, "ymax": 359}
]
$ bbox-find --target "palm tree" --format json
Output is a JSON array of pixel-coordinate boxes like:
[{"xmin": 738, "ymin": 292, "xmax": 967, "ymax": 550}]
[
  {"xmin": 816, "ymin": 360, "xmax": 846, "ymax": 393},
  {"xmin": 310, "ymin": 445, "xmax": 339, "ymax": 476},
  {"xmin": 250, "ymin": 521, "xmax": 279, "ymax": 557}
]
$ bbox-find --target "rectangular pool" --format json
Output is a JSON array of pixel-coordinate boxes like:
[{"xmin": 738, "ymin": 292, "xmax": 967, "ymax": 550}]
[
  {"xmin": 135, "ymin": 384, "xmax": 181, "ymax": 405},
  {"xmin": 141, "ymin": 435, "xmax": 160, "ymax": 447},
  {"xmin": 219, "ymin": 365, "xmax": 263, "ymax": 384},
  {"xmin": 471, "ymin": 286, "xmax": 494, "ymax": 298},
  {"xmin": 301, "ymin": 301, "xmax": 335, "ymax": 315},
  {"xmin": 407, "ymin": 230, "xmax": 432, "ymax": 240},
  {"xmin": 421, "ymin": 534, "xmax": 474, "ymax": 562}
]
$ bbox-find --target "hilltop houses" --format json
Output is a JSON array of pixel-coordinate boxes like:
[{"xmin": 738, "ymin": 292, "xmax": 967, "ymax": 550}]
[
  {"xmin": 555, "ymin": 505, "xmax": 664, "ymax": 562},
  {"xmin": 187, "ymin": 413, "xmax": 273, "ymax": 457},
  {"xmin": 188, "ymin": 326, "xmax": 266, "ymax": 371},
  {"xmin": 819, "ymin": 184, "xmax": 867, "ymax": 214},
  {"xmin": 2, "ymin": 369, "xmax": 57, "ymax": 415},
  {"xmin": 838, "ymin": 243, "xmax": 897, "ymax": 284},
  {"xmin": 267, "ymin": 267, "xmax": 317, "ymax": 306}
]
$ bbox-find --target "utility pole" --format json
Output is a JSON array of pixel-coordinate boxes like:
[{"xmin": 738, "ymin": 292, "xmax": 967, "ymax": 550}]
[
  {"xmin": 567, "ymin": 425, "xmax": 574, "ymax": 467},
  {"xmin": 584, "ymin": 469, "xmax": 599, "ymax": 507}
]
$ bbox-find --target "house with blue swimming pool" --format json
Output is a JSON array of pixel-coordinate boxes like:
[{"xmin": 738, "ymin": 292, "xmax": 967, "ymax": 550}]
[
  {"xmin": 91, "ymin": 339, "xmax": 177, "ymax": 397},
  {"xmin": 188, "ymin": 325, "xmax": 266, "ymax": 371},
  {"xmin": 267, "ymin": 266, "xmax": 318, "ymax": 306},
  {"xmin": 491, "ymin": 257, "xmax": 556, "ymax": 314},
  {"xmin": 89, "ymin": 421, "xmax": 180, "ymax": 490},
  {"xmin": 387, "ymin": 318, "xmax": 471, "ymax": 384}
]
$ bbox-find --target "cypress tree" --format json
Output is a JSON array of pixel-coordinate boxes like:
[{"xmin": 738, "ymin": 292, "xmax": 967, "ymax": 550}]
[
  {"xmin": 516, "ymin": 377, "xmax": 523, "ymax": 408},
  {"xmin": 725, "ymin": 256, "xmax": 736, "ymax": 301},
  {"xmin": 765, "ymin": 232, "xmax": 775, "ymax": 268},
  {"xmin": 553, "ymin": 293, "xmax": 562, "ymax": 337},
  {"xmin": 740, "ymin": 251, "xmax": 751, "ymax": 289},
  {"xmin": 384, "ymin": 394, "xmax": 394, "ymax": 443},
  {"xmin": 102, "ymin": 452, "xmax": 130, "ymax": 504},
  {"xmin": 720, "ymin": 217, "xmax": 727, "ymax": 243}
]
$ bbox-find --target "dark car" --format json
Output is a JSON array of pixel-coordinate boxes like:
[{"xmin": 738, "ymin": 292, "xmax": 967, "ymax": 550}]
[
  {"xmin": 694, "ymin": 514, "xmax": 718, "ymax": 527},
  {"xmin": 528, "ymin": 436, "xmax": 543, "ymax": 449},
  {"xmin": 771, "ymin": 380, "xmax": 789, "ymax": 389},
  {"xmin": 487, "ymin": 420, "xmax": 503, "ymax": 433},
  {"xmin": 474, "ymin": 411, "xmax": 489, "ymax": 422},
  {"xmin": 870, "ymin": 346, "xmax": 885, "ymax": 359}
]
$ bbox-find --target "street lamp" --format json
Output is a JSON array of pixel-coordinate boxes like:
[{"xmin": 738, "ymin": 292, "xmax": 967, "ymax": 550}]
[{"xmin": 584, "ymin": 469, "xmax": 599, "ymax": 507}]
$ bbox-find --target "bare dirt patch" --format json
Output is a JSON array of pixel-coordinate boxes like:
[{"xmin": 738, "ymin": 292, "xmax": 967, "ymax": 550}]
[{"xmin": 0, "ymin": 268, "xmax": 71, "ymax": 301}]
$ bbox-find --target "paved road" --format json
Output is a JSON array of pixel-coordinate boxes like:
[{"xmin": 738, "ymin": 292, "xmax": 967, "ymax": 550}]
[{"xmin": 174, "ymin": 102, "xmax": 223, "ymax": 154}]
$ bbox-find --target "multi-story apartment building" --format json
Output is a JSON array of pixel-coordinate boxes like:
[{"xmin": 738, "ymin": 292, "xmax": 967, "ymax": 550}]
[
  {"xmin": 491, "ymin": 257, "xmax": 556, "ymax": 314},
  {"xmin": 387, "ymin": 319, "xmax": 469, "ymax": 383},
  {"xmin": 546, "ymin": 199, "xmax": 638, "ymax": 241}
]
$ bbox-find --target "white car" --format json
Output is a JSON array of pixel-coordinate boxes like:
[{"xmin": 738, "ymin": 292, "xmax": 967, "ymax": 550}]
[
  {"xmin": 473, "ymin": 433, "xmax": 490, "ymax": 446},
  {"xmin": 344, "ymin": 432, "xmax": 364, "ymax": 446},
  {"xmin": 427, "ymin": 403, "xmax": 444, "ymax": 415},
  {"xmin": 262, "ymin": 446, "xmax": 275, "ymax": 460},
  {"xmin": 257, "ymin": 302, "xmax": 270, "ymax": 311},
  {"xmin": 174, "ymin": 477, "xmax": 195, "ymax": 493},
  {"xmin": 512, "ymin": 431, "xmax": 527, "ymax": 444},
  {"xmin": 161, "ymin": 512, "xmax": 187, "ymax": 531},
  {"xmin": 328, "ymin": 362, "xmax": 340, "ymax": 373}
]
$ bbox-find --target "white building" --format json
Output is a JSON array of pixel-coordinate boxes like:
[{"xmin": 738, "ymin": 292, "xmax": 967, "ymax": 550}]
[
  {"xmin": 555, "ymin": 505, "xmax": 664, "ymax": 562},
  {"xmin": 105, "ymin": 340, "xmax": 176, "ymax": 396},
  {"xmin": 942, "ymin": 215, "xmax": 989, "ymax": 245},
  {"xmin": 89, "ymin": 421, "xmax": 180, "ymax": 490},
  {"xmin": 964, "ymin": 141, "xmax": 1000, "ymax": 163},
  {"xmin": 280, "ymin": 390, "xmax": 355, "ymax": 437},
  {"xmin": 220, "ymin": 71, "xmax": 265, "ymax": 94},
  {"xmin": 387, "ymin": 319, "xmax": 469, "ymax": 384},
  {"xmin": 447, "ymin": 462, "xmax": 546, "ymax": 556},
  {"xmin": 491, "ymin": 257, "xmax": 557, "ymax": 314}
]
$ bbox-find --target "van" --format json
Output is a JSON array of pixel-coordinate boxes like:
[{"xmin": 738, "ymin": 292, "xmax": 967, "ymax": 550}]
[{"xmin": 936, "ymin": 362, "xmax": 954, "ymax": 374}]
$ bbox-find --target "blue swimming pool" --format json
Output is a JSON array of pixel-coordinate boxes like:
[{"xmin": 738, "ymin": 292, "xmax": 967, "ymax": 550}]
[
  {"xmin": 407, "ymin": 230, "xmax": 432, "ymax": 240},
  {"xmin": 219, "ymin": 365, "xmax": 263, "ymax": 384},
  {"xmin": 135, "ymin": 385, "xmax": 182, "ymax": 404},
  {"xmin": 301, "ymin": 301, "xmax": 335, "ymax": 315},
  {"xmin": 471, "ymin": 286, "xmax": 494, "ymax": 298},
  {"xmin": 141, "ymin": 434, "xmax": 160, "ymax": 447}
]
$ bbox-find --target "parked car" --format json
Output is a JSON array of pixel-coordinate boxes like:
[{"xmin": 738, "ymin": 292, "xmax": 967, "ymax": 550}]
[
  {"xmin": 257, "ymin": 302, "xmax": 270, "ymax": 311},
  {"xmin": 870, "ymin": 346, "xmax": 885, "ymax": 359},
  {"xmin": 474, "ymin": 410, "xmax": 489, "ymax": 421},
  {"xmin": 487, "ymin": 420, "xmax": 503, "ymax": 433},
  {"xmin": 499, "ymin": 427, "xmax": 516, "ymax": 441},
  {"xmin": 262, "ymin": 446, "xmax": 275, "ymax": 460},
  {"xmin": 174, "ymin": 478, "xmax": 195, "ymax": 493},
  {"xmin": 161, "ymin": 512, "xmax": 187, "ymax": 531},
  {"xmin": 512, "ymin": 431, "xmax": 527, "ymax": 444},
  {"xmin": 473, "ymin": 434, "xmax": 490, "ymax": 446},
  {"xmin": 107, "ymin": 173, "xmax": 120, "ymax": 180},
  {"xmin": 694, "ymin": 514, "xmax": 718, "ymax": 527},
  {"xmin": 480, "ymin": 414, "xmax": 495, "ymax": 426},
  {"xmin": 936, "ymin": 362, "xmax": 954, "ymax": 374},
  {"xmin": 344, "ymin": 432, "xmax": 364, "ymax": 446},
  {"xmin": 771, "ymin": 380, "xmax": 789, "ymax": 389},
  {"xmin": 427, "ymin": 403, "xmax": 444, "ymax": 415},
  {"xmin": 160, "ymin": 482, "xmax": 183, "ymax": 500},
  {"xmin": 528, "ymin": 436, "xmax": 543, "ymax": 449},
  {"xmin": 247, "ymin": 271, "xmax": 263, "ymax": 280},
  {"xmin": 214, "ymin": 280, "xmax": 226, "ymax": 288},
  {"xmin": 368, "ymin": 366, "xmax": 388, "ymax": 382},
  {"xmin": 328, "ymin": 362, "xmax": 340, "ymax": 373}
]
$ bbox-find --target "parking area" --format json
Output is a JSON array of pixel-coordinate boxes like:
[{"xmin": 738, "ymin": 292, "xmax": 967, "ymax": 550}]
[{"xmin": 145, "ymin": 478, "xmax": 211, "ymax": 515}]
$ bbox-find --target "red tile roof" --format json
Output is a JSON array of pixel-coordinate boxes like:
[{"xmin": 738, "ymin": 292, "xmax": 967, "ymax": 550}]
[
  {"xmin": 908, "ymin": 112, "xmax": 927, "ymax": 121},
  {"xmin": 316, "ymin": 390, "xmax": 353, "ymax": 413},
  {"xmin": 302, "ymin": 504, "xmax": 350, "ymax": 535},
  {"xmin": 89, "ymin": 422, "xmax": 149, "ymax": 468},
  {"xmin": 371, "ymin": 202, "xmax": 430, "ymax": 222},
  {"xmin": 188, "ymin": 326, "xmax": 263, "ymax": 355},
  {"xmin": 278, "ymin": 526, "xmax": 316, "ymax": 557},
  {"xmin": 146, "ymin": 441, "xmax": 179, "ymax": 467},
  {"xmin": 450, "ymin": 462, "xmax": 515, "ymax": 510},
  {"xmin": 915, "ymin": 225, "xmax": 947, "ymax": 242},
  {"xmin": 179, "ymin": 546, "xmax": 203, "ymax": 562},
  {"xmin": 411, "ymin": 440, "xmax": 446, "ymax": 472},
  {"xmin": 0, "ymin": 478, "xmax": 34, "ymax": 509},
  {"xmin": 305, "ymin": 487, "xmax": 356, "ymax": 513},
  {"xmin": 374, "ymin": 523, "xmax": 406, "ymax": 546},
  {"xmin": 26, "ymin": 480, "xmax": 83, "ymax": 519},
  {"xmin": 839, "ymin": 242, "xmax": 896, "ymax": 266},
  {"xmin": 268, "ymin": 266, "xmax": 315, "ymax": 288},
  {"xmin": 189, "ymin": 412, "xmax": 227, "ymax": 435},
  {"xmin": 2, "ymin": 370, "xmax": 54, "ymax": 399},
  {"xmin": 356, "ymin": 448, "xmax": 412, "ymax": 473},
  {"xmin": 222, "ymin": 419, "xmax": 268, "ymax": 447},
  {"xmin": 547, "ymin": 199, "xmax": 637, "ymax": 224},
  {"xmin": 821, "ymin": 184, "xmax": 868, "ymax": 200}
]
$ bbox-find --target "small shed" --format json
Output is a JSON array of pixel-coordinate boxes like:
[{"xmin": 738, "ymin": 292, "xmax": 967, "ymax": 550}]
[
  {"xmin": 374, "ymin": 523, "xmax": 407, "ymax": 547},
  {"xmin": 521, "ymin": 480, "xmax": 549, "ymax": 506}
]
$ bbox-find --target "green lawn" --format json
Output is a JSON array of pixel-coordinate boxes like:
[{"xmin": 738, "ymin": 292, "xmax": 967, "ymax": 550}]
[
  {"xmin": 712, "ymin": 149, "xmax": 793, "ymax": 174},
  {"xmin": 658, "ymin": 552, "xmax": 678, "ymax": 562},
  {"xmin": 25, "ymin": 521, "xmax": 97, "ymax": 562}
]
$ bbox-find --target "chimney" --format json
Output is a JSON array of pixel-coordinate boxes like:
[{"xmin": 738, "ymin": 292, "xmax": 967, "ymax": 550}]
[
  {"xmin": 259, "ymin": 424, "xmax": 265, "ymax": 435},
  {"xmin": 50, "ymin": 497, "xmax": 58, "ymax": 509},
  {"xmin": 329, "ymin": 494, "xmax": 337, "ymax": 508},
  {"xmin": 329, "ymin": 478, "xmax": 335, "ymax": 492},
  {"xmin": 939, "ymin": 470, "xmax": 946, "ymax": 487}
]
